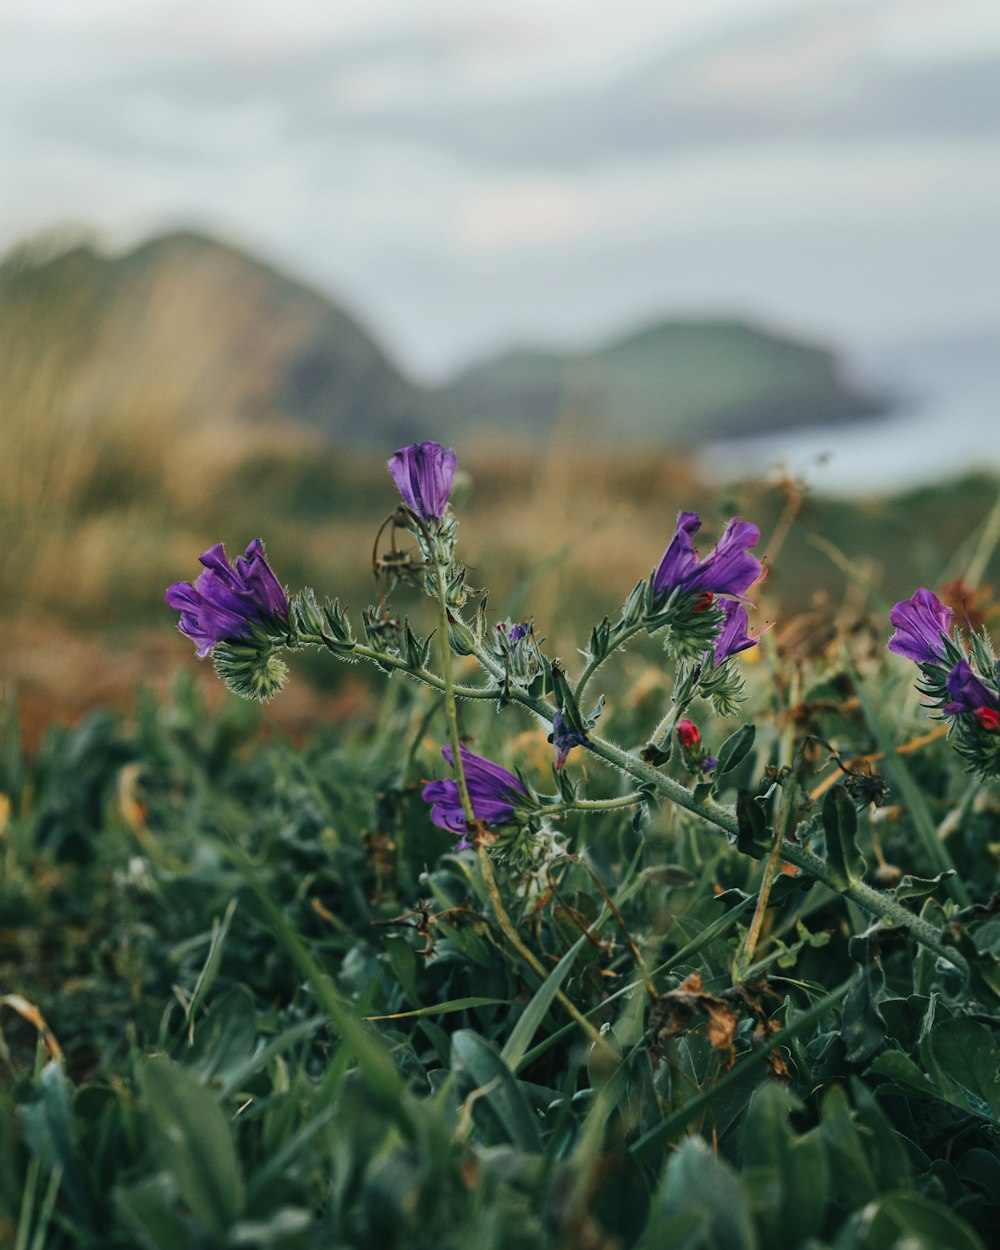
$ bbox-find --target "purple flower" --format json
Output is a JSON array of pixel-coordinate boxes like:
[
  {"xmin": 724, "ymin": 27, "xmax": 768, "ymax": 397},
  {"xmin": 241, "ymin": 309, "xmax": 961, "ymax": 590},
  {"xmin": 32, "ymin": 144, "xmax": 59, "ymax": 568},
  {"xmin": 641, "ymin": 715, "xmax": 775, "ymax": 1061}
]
[
  {"xmin": 166, "ymin": 540, "xmax": 288, "ymax": 657},
  {"xmin": 388, "ymin": 442, "xmax": 457, "ymax": 523},
  {"xmin": 422, "ymin": 744, "xmax": 527, "ymax": 848},
  {"xmin": 942, "ymin": 659, "xmax": 998, "ymax": 717},
  {"xmin": 653, "ymin": 512, "xmax": 761, "ymax": 603},
  {"xmin": 551, "ymin": 711, "xmax": 588, "ymax": 770},
  {"xmin": 711, "ymin": 601, "xmax": 759, "ymax": 665},
  {"xmin": 888, "ymin": 589, "xmax": 953, "ymax": 665},
  {"xmin": 507, "ymin": 623, "xmax": 530, "ymax": 644}
]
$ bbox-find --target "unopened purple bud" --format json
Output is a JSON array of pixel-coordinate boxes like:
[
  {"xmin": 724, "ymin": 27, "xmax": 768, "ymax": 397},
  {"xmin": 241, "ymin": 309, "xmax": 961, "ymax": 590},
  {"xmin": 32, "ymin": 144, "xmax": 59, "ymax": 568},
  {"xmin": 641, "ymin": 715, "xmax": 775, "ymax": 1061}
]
[
  {"xmin": 942, "ymin": 658, "xmax": 998, "ymax": 717},
  {"xmin": 888, "ymin": 589, "xmax": 953, "ymax": 665},
  {"xmin": 551, "ymin": 711, "xmax": 588, "ymax": 770},
  {"xmin": 712, "ymin": 601, "xmax": 759, "ymax": 665},
  {"xmin": 388, "ymin": 442, "xmax": 457, "ymax": 523}
]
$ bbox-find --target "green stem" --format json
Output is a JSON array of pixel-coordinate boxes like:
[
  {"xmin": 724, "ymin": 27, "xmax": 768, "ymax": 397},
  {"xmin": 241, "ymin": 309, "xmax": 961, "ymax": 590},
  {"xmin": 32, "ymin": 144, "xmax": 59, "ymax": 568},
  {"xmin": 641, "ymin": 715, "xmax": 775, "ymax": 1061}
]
[
  {"xmin": 433, "ymin": 564, "xmax": 477, "ymax": 828},
  {"xmin": 734, "ymin": 822, "xmax": 785, "ymax": 983},
  {"xmin": 344, "ymin": 642, "xmax": 500, "ymax": 700},
  {"xmin": 575, "ymin": 619, "xmax": 646, "ymax": 705},
  {"xmin": 544, "ymin": 793, "xmax": 645, "ymax": 816},
  {"xmin": 475, "ymin": 638, "xmax": 968, "ymax": 974},
  {"xmin": 421, "ymin": 565, "xmax": 615, "ymax": 1055},
  {"xmin": 349, "ymin": 605, "xmax": 970, "ymax": 978},
  {"xmin": 733, "ymin": 675, "xmax": 799, "ymax": 981}
]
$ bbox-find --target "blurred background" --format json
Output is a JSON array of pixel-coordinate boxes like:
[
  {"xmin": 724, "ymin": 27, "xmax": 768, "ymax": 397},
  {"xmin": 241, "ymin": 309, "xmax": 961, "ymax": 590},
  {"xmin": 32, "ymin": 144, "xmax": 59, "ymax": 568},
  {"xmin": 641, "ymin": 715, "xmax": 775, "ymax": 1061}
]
[{"xmin": 3, "ymin": 0, "xmax": 999, "ymax": 744}]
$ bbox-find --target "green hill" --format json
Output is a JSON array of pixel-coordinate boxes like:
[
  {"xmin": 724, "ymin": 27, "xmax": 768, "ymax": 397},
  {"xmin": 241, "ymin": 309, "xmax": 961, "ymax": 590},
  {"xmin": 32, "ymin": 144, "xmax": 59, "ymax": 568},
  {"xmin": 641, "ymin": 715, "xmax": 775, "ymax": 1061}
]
[
  {"xmin": 1, "ymin": 231, "xmax": 885, "ymax": 457},
  {"xmin": 0, "ymin": 230, "xmax": 434, "ymax": 449},
  {"xmin": 439, "ymin": 317, "xmax": 886, "ymax": 444}
]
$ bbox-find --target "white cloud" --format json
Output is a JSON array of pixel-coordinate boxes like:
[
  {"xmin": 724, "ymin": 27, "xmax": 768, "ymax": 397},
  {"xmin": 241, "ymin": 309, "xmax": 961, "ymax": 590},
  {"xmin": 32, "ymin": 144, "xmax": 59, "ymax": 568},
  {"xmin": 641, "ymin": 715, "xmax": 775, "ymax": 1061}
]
[{"xmin": 2, "ymin": 0, "xmax": 999, "ymax": 377}]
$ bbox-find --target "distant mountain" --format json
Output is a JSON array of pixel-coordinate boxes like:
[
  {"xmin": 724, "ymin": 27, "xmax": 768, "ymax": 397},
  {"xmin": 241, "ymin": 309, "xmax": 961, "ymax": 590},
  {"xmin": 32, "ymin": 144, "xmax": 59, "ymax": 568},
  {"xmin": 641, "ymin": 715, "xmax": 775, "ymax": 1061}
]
[
  {"xmin": 438, "ymin": 318, "xmax": 887, "ymax": 445},
  {"xmin": 1, "ymin": 230, "xmax": 887, "ymax": 457},
  {"xmin": 0, "ymin": 230, "xmax": 434, "ymax": 448}
]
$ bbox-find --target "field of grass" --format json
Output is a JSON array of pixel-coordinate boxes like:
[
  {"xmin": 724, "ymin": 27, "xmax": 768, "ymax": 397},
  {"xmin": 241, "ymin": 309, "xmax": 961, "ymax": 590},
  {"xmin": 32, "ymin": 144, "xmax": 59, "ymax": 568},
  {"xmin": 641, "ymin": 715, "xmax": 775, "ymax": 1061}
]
[
  {"xmin": 6, "ymin": 369, "xmax": 1000, "ymax": 749},
  {"xmin": 4, "ymin": 450, "xmax": 1000, "ymax": 1248}
]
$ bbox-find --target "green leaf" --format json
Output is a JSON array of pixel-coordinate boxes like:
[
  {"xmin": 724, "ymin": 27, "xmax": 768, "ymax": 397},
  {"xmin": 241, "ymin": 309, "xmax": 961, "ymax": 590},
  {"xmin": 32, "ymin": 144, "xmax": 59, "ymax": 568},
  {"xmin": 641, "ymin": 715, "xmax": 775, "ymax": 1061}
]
[
  {"xmin": 216, "ymin": 1016, "xmax": 327, "ymax": 1100},
  {"xmin": 115, "ymin": 1174, "xmax": 193, "ymax": 1250},
  {"xmin": 139, "ymin": 1056, "xmax": 245, "ymax": 1236},
  {"xmin": 841, "ymin": 937, "xmax": 887, "ymax": 1063},
  {"xmin": 229, "ymin": 1207, "xmax": 314, "ymax": 1246},
  {"xmin": 819, "ymin": 1085, "xmax": 878, "ymax": 1207},
  {"xmin": 187, "ymin": 986, "xmax": 258, "ymax": 1087},
  {"xmin": 365, "ymin": 996, "xmax": 510, "ymax": 1022},
  {"xmin": 822, "ymin": 786, "xmax": 866, "ymax": 890},
  {"xmin": 928, "ymin": 1016, "xmax": 1000, "ymax": 1123},
  {"xmin": 893, "ymin": 871, "xmax": 956, "ymax": 903},
  {"xmin": 866, "ymin": 1051, "xmax": 940, "ymax": 1103},
  {"xmin": 848, "ymin": 1078, "xmax": 913, "ymax": 1192},
  {"xmin": 450, "ymin": 1030, "xmax": 543, "ymax": 1152},
  {"xmin": 19, "ymin": 1061, "xmax": 91, "ymax": 1232},
  {"xmin": 716, "ymin": 724, "xmax": 756, "ymax": 778},
  {"xmin": 736, "ymin": 789, "xmax": 769, "ymax": 858},
  {"xmin": 383, "ymin": 935, "xmax": 422, "ymax": 1005},
  {"xmin": 957, "ymin": 1147, "xmax": 1000, "ymax": 1201},
  {"xmin": 649, "ymin": 1137, "xmax": 757, "ymax": 1250},
  {"xmin": 184, "ymin": 896, "xmax": 239, "ymax": 1025},
  {"xmin": 832, "ymin": 1191, "xmax": 985, "ymax": 1250},
  {"xmin": 741, "ymin": 1083, "xmax": 829, "ymax": 1247},
  {"xmin": 501, "ymin": 933, "xmax": 589, "ymax": 1073}
]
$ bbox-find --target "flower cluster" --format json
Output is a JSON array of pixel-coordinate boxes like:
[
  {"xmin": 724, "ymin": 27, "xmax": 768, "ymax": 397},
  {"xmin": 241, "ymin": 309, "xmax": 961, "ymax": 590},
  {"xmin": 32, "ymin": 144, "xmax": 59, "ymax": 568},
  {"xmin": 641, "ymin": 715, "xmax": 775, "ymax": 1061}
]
[
  {"xmin": 646, "ymin": 512, "xmax": 764, "ymax": 666},
  {"xmin": 164, "ymin": 443, "xmax": 773, "ymax": 853},
  {"xmin": 888, "ymin": 587, "xmax": 1000, "ymax": 776}
]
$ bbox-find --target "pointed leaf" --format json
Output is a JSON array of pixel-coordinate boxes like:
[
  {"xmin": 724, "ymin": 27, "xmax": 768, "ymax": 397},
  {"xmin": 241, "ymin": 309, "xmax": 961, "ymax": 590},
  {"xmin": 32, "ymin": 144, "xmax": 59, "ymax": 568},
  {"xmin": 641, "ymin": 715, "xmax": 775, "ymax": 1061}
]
[
  {"xmin": 451, "ymin": 1030, "xmax": 542, "ymax": 1151},
  {"xmin": 140, "ymin": 1056, "xmax": 245, "ymax": 1235},
  {"xmin": 822, "ymin": 786, "xmax": 866, "ymax": 890},
  {"xmin": 651, "ymin": 1137, "xmax": 757, "ymax": 1250},
  {"xmin": 716, "ymin": 724, "xmax": 756, "ymax": 778}
]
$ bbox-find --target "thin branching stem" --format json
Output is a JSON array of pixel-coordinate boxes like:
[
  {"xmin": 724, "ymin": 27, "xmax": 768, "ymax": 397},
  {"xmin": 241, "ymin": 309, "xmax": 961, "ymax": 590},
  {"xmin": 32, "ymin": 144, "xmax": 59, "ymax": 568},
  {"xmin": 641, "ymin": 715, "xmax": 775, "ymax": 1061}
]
[
  {"xmin": 433, "ymin": 561, "xmax": 477, "ymax": 828},
  {"xmin": 351, "ymin": 608, "xmax": 969, "ymax": 979},
  {"xmin": 574, "ymin": 619, "xmax": 646, "ymax": 706}
]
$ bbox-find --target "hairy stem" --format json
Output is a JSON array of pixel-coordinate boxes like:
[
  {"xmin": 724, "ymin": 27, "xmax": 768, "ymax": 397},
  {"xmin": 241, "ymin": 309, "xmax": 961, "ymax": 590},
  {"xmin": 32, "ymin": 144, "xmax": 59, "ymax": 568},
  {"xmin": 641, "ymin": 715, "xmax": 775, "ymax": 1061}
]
[
  {"xmin": 544, "ymin": 793, "xmax": 646, "ymax": 816},
  {"xmin": 433, "ymin": 564, "xmax": 477, "ymax": 828},
  {"xmin": 351, "ymin": 606, "xmax": 970, "ymax": 979},
  {"xmin": 346, "ymin": 642, "xmax": 499, "ymax": 700},
  {"xmin": 575, "ymin": 619, "xmax": 646, "ymax": 706}
]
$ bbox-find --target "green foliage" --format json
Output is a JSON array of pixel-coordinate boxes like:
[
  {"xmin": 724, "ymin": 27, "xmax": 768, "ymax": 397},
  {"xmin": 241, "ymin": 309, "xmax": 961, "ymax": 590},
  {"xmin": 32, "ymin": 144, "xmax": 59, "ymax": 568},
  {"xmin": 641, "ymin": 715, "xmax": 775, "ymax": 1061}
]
[{"xmin": 5, "ymin": 574, "xmax": 1000, "ymax": 1246}]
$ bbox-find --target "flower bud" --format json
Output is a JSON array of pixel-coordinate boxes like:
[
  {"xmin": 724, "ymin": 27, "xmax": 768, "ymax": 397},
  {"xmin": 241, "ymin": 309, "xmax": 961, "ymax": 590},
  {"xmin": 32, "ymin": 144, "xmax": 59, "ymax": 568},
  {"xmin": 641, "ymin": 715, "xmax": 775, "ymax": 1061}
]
[
  {"xmin": 676, "ymin": 719, "xmax": 701, "ymax": 747},
  {"xmin": 447, "ymin": 612, "xmax": 477, "ymax": 656},
  {"xmin": 212, "ymin": 643, "xmax": 289, "ymax": 701},
  {"xmin": 975, "ymin": 706, "xmax": 1000, "ymax": 732}
]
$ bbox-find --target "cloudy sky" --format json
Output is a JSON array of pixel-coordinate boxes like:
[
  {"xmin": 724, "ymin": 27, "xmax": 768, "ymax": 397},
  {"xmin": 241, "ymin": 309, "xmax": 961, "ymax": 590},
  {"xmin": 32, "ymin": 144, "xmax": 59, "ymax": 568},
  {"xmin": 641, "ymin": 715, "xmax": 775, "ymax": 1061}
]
[{"xmin": 3, "ymin": 0, "xmax": 1000, "ymax": 379}]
